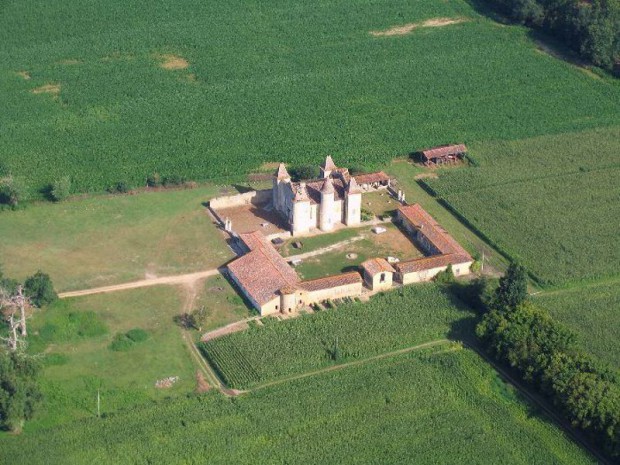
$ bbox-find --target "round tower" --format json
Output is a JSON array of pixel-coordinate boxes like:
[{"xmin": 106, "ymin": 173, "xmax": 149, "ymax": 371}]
[
  {"xmin": 292, "ymin": 182, "xmax": 311, "ymax": 235},
  {"xmin": 272, "ymin": 163, "xmax": 290, "ymax": 211},
  {"xmin": 319, "ymin": 177, "xmax": 335, "ymax": 231},
  {"xmin": 345, "ymin": 177, "xmax": 362, "ymax": 226}
]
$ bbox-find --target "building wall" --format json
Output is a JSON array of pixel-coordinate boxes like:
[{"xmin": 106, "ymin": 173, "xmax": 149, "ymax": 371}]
[
  {"xmin": 292, "ymin": 200, "xmax": 311, "ymax": 235},
  {"xmin": 398, "ymin": 261, "xmax": 472, "ymax": 285},
  {"xmin": 345, "ymin": 193, "xmax": 362, "ymax": 226},
  {"xmin": 260, "ymin": 297, "xmax": 281, "ymax": 316},
  {"xmin": 210, "ymin": 189, "xmax": 272, "ymax": 209},
  {"xmin": 305, "ymin": 281, "xmax": 363, "ymax": 303},
  {"xmin": 364, "ymin": 271, "xmax": 393, "ymax": 291}
]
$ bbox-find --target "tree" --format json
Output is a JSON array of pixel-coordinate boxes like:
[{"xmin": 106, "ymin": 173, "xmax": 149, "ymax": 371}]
[
  {"xmin": 494, "ymin": 262, "xmax": 528, "ymax": 310},
  {"xmin": 289, "ymin": 165, "xmax": 319, "ymax": 181},
  {"xmin": 0, "ymin": 351, "xmax": 42, "ymax": 433},
  {"xmin": 0, "ymin": 176, "xmax": 28, "ymax": 207},
  {"xmin": 49, "ymin": 176, "xmax": 71, "ymax": 202},
  {"xmin": 24, "ymin": 271, "xmax": 57, "ymax": 308}
]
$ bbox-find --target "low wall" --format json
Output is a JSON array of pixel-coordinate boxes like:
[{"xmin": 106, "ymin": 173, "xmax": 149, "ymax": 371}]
[{"xmin": 209, "ymin": 189, "xmax": 272, "ymax": 210}]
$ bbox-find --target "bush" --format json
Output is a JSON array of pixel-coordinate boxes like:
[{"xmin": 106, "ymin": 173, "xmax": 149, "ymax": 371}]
[
  {"xmin": 126, "ymin": 328, "xmax": 149, "ymax": 343},
  {"xmin": 434, "ymin": 264, "xmax": 455, "ymax": 284},
  {"xmin": 109, "ymin": 328, "xmax": 149, "ymax": 351},
  {"xmin": 24, "ymin": 271, "xmax": 57, "ymax": 307},
  {"xmin": 146, "ymin": 173, "xmax": 162, "ymax": 187},
  {"xmin": 0, "ymin": 176, "xmax": 28, "ymax": 207},
  {"xmin": 163, "ymin": 174, "xmax": 186, "ymax": 187},
  {"xmin": 109, "ymin": 333, "xmax": 134, "ymax": 352},
  {"xmin": 49, "ymin": 176, "xmax": 71, "ymax": 202},
  {"xmin": 360, "ymin": 208, "xmax": 373, "ymax": 222}
]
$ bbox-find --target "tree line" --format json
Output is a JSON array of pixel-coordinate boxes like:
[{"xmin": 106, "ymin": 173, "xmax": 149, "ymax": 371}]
[
  {"xmin": 485, "ymin": 0, "xmax": 619, "ymax": 73},
  {"xmin": 473, "ymin": 264, "xmax": 620, "ymax": 460},
  {"xmin": 0, "ymin": 267, "xmax": 56, "ymax": 433}
]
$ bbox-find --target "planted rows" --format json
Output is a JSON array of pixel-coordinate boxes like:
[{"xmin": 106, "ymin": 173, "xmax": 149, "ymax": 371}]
[
  {"xmin": 0, "ymin": 350, "xmax": 596, "ymax": 465},
  {"xmin": 199, "ymin": 284, "xmax": 474, "ymax": 388}
]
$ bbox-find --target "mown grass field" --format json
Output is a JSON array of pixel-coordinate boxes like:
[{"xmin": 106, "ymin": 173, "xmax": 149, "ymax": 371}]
[
  {"xmin": 200, "ymin": 284, "xmax": 475, "ymax": 388},
  {"xmin": 0, "ymin": 349, "xmax": 596, "ymax": 465},
  {"xmin": 24, "ymin": 285, "xmax": 196, "ymax": 431},
  {"xmin": 1, "ymin": 0, "xmax": 619, "ymax": 196},
  {"xmin": 534, "ymin": 281, "xmax": 620, "ymax": 371},
  {"xmin": 0, "ymin": 186, "xmax": 232, "ymax": 291},
  {"xmin": 422, "ymin": 127, "xmax": 620, "ymax": 287}
]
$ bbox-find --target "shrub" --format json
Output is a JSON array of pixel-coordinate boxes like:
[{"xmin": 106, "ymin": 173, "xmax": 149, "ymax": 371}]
[
  {"xmin": 126, "ymin": 328, "xmax": 149, "ymax": 343},
  {"xmin": 109, "ymin": 333, "xmax": 134, "ymax": 352},
  {"xmin": 0, "ymin": 176, "xmax": 28, "ymax": 207},
  {"xmin": 49, "ymin": 176, "xmax": 71, "ymax": 202},
  {"xmin": 146, "ymin": 173, "xmax": 162, "ymax": 187},
  {"xmin": 360, "ymin": 208, "xmax": 373, "ymax": 222},
  {"xmin": 24, "ymin": 271, "xmax": 57, "ymax": 307},
  {"xmin": 434, "ymin": 264, "xmax": 455, "ymax": 284},
  {"xmin": 163, "ymin": 174, "xmax": 186, "ymax": 187},
  {"xmin": 289, "ymin": 165, "xmax": 319, "ymax": 181}
]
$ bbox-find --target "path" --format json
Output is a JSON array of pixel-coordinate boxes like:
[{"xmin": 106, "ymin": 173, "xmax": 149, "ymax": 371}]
[
  {"xmin": 286, "ymin": 235, "xmax": 365, "ymax": 262},
  {"xmin": 58, "ymin": 269, "xmax": 220, "ymax": 298}
]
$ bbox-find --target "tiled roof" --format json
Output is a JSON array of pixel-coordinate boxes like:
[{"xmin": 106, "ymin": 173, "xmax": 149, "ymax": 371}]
[
  {"xmin": 421, "ymin": 144, "xmax": 467, "ymax": 161},
  {"xmin": 294, "ymin": 183, "xmax": 310, "ymax": 202},
  {"xmin": 228, "ymin": 232, "xmax": 299, "ymax": 305},
  {"xmin": 292, "ymin": 178, "xmax": 346, "ymax": 204},
  {"xmin": 360, "ymin": 258, "xmax": 394, "ymax": 276},
  {"xmin": 398, "ymin": 204, "xmax": 470, "ymax": 257},
  {"xmin": 353, "ymin": 171, "xmax": 391, "ymax": 185},
  {"xmin": 346, "ymin": 176, "xmax": 362, "ymax": 194},
  {"xmin": 394, "ymin": 253, "xmax": 471, "ymax": 274},
  {"xmin": 321, "ymin": 177, "xmax": 335, "ymax": 194},
  {"xmin": 300, "ymin": 272, "xmax": 362, "ymax": 292}
]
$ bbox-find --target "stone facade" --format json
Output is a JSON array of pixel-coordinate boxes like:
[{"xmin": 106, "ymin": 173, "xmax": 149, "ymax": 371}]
[{"xmin": 272, "ymin": 156, "xmax": 386, "ymax": 236}]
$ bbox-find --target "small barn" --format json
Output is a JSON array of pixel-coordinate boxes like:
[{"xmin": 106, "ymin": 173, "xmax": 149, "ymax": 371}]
[
  {"xmin": 420, "ymin": 144, "xmax": 467, "ymax": 166},
  {"xmin": 360, "ymin": 258, "xmax": 395, "ymax": 291}
]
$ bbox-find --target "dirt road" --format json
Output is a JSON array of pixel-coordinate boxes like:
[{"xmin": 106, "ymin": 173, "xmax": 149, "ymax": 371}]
[{"xmin": 58, "ymin": 269, "xmax": 220, "ymax": 298}]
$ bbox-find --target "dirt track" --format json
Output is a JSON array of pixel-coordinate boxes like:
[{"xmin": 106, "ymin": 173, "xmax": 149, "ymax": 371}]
[{"xmin": 58, "ymin": 269, "xmax": 220, "ymax": 298}]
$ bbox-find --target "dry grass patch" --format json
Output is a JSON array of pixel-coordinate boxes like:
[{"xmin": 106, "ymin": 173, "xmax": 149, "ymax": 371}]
[
  {"xmin": 16, "ymin": 71, "xmax": 31, "ymax": 80},
  {"xmin": 32, "ymin": 83, "xmax": 60, "ymax": 95},
  {"xmin": 57, "ymin": 59, "xmax": 81, "ymax": 65},
  {"xmin": 370, "ymin": 17, "xmax": 466, "ymax": 37},
  {"xmin": 157, "ymin": 54, "xmax": 189, "ymax": 70}
]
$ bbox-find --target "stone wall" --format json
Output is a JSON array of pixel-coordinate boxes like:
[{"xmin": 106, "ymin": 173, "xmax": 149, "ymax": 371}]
[{"xmin": 209, "ymin": 189, "xmax": 272, "ymax": 210}]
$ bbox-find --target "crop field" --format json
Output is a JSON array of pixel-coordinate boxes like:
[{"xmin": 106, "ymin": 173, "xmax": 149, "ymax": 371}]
[
  {"xmin": 534, "ymin": 281, "xmax": 620, "ymax": 371},
  {"xmin": 0, "ymin": 185, "xmax": 231, "ymax": 291},
  {"xmin": 1, "ymin": 0, "xmax": 619, "ymax": 196},
  {"xmin": 24, "ymin": 285, "xmax": 196, "ymax": 431},
  {"xmin": 200, "ymin": 284, "xmax": 475, "ymax": 388},
  {"xmin": 0, "ymin": 349, "xmax": 596, "ymax": 464},
  {"xmin": 422, "ymin": 127, "xmax": 620, "ymax": 287}
]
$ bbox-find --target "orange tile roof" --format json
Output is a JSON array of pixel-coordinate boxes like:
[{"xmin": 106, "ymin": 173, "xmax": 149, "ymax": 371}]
[
  {"xmin": 353, "ymin": 171, "xmax": 391, "ymax": 185},
  {"xmin": 300, "ymin": 272, "xmax": 362, "ymax": 292},
  {"xmin": 398, "ymin": 204, "xmax": 470, "ymax": 257},
  {"xmin": 360, "ymin": 258, "xmax": 394, "ymax": 276},
  {"xmin": 394, "ymin": 253, "xmax": 472, "ymax": 274},
  {"xmin": 229, "ymin": 232, "xmax": 300, "ymax": 305}
]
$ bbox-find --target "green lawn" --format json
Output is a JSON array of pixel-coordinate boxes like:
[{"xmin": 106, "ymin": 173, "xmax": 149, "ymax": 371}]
[
  {"xmin": 0, "ymin": 349, "xmax": 596, "ymax": 465},
  {"xmin": 0, "ymin": 186, "xmax": 233, "ymax": 291},
  {"xmin": 24, "ymin": 285, "xmax": 197, "ymax": 431},
  {"xmin": 193, "ymin": 274, "xmax": 252, "ymax": 332},
  {"xmin": 1, "ymin": 0, "xmax": 619, "ymax": 196},
  {"xmin": 534, "ymin": 281, "xmax": 620, "ymax": 371},
  {"xmin": 423, "ymin": 127, "xmax": 620, "ymax": 287}
]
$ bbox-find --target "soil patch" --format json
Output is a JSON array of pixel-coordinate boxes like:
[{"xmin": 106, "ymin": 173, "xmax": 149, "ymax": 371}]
[
  {"xmin": 370, "ymin": 17, "xmax": 466, "ymax": 37},
  {"xmin": 16, "ymin": 71, "xmax": 31, "ymax": 80},
  {"xmin": 157, "ymin": 54, "xmax": 189, "ymax": 70},
  {"xmin": 32, "ymin": 83, "xmax": 60, "ymax": 95}
]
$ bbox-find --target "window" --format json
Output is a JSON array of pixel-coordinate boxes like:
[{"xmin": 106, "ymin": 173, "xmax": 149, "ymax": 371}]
[
  {"xmin": 380, "ymin": 273, "xmax": 386, "ymax": 283},
  {"xmin": 275, "ymin": 305, "xmax": 279, "ymax": 310}
]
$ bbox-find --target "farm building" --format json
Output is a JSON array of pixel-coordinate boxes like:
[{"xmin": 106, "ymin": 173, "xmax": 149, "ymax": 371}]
[
  {"xmin": 272, "ymin": 156, "xmax": 391, "ymax": 236},
  {"xmin": 227, "ymin": 231, "xmax": 363, "ymax": 315},
  {"xmin": 360, "ymin": 258, "xmax": 395, "ymax": 291},
  {"xmin": 394, "ymin": 204, "xmax": 473, "ymax": 284},
  {"xmin": 420, "ymin": 144, "xmax": 467, "ymax": 165}
]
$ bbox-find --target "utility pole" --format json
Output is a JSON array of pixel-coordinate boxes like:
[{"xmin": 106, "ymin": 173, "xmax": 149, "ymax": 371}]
[{"xmin": 97, "ymin": 390, "xmax": 101, "ymax": 418}]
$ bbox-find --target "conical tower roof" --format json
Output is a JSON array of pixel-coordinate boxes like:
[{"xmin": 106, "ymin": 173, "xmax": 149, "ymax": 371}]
[
  {"xmin": 320, "ymin": 177, "xmax": 335, "ymax": 194},
  {"xmin": 347, "ymin": 176, "xmax": 362, "ymax": 194},
  {"xmin": 294, "ymin": 183, "xmax": 310, "ymax": 202},
  {"xmin": 321, "ymin": 155, "xmax": 337, "ymax": 171},
  {"xmin": 275, "ymin": 163, "xmax": 290, "ymax": 180}
]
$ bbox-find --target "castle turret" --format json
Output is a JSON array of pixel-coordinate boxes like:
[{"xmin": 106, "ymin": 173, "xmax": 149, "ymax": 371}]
[
  {"xmin": 319, "ymin": 177, "xmax": 335, "ymax": 231},
  {"xmin": 345, "ymin": 177, "xmax": 362, "ymax": 226},
  {"xmin": 273, "ymin": 163, "xmax": 291, "ymax": 211},
  {"xmin": 320, "ymin": 155, "xmax": 337, "ymax": 179},
  {"xmin": 292, "ymin": 182, "xmax": 311, "ymax": 235}
]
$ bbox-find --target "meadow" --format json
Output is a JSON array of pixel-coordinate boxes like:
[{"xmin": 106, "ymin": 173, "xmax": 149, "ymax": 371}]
[
  {"xmin": 200, "ymin": 284, "xmax": 475, "ymax": 388},
  {"xmin": 534, "ymin": 281, "xmax": 620, "ymax": 371},
  {"xmin": 423, "ymin": 127, "xmax": 620, "ymax": 287},
  {"xmin": 0, "ymin": 349, "xmax": 596, "ymax": 464},
  {"xmin": 1, "ymin": 0, "xmax": 619, "ymax": 196},
  {"xmin": 24, "ymin": 285, "xmax": 196, "ymax": 430},
  {"xmin": 0, "ymin": 185, "xmax": 232, "ymax": 291}
]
